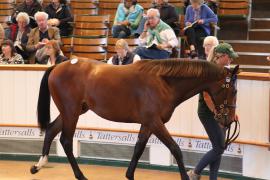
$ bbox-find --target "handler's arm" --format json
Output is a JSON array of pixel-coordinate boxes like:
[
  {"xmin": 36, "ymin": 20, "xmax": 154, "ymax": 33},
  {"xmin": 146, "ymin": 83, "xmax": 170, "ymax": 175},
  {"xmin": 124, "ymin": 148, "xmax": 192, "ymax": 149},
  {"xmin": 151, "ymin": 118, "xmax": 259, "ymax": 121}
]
[{"xmin": 203, "ymin": 92, "xmax": 216, "ymax": 113}]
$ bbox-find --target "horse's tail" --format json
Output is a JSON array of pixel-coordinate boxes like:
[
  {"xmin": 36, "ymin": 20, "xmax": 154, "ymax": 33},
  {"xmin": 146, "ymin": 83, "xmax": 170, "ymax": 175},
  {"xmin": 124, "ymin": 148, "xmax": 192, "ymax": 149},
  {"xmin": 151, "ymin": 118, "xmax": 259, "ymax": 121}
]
[{"xmin": 37, "ymin": 66, "xmax": 56, "ymax": 131}]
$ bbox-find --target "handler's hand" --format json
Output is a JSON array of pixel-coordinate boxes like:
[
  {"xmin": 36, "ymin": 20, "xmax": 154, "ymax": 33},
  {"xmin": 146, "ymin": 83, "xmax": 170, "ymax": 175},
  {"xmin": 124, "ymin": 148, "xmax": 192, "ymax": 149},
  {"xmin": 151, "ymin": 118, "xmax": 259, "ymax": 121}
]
[
  {"xmin": 197, "ymin": 19, "xmax": 204, "ymax": 24},
  {"xmin": 235, "ymin": 114, "xmax": 239, "ymax": 121},
  {"xmin": 185, "ymin": 22, "xmax": 192, "ymax": 26}
]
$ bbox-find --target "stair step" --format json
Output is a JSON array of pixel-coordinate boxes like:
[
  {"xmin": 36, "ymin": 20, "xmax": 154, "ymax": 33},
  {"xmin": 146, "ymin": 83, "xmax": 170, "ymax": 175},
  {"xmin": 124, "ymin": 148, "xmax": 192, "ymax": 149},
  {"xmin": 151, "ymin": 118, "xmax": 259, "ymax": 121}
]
[
  {"xmin": 233, "ymin": 52, "xmax": 270, "ymax": 66},
  {"xmin": 251, "ymin": 0, "xmax": 270, "ymax": 18},
  {"xmin": 251, "ymin": 18, "xmax": 270, "ymax": 29},
  {"xmin": 248, "ymin": 29, "xmax": 270, "ymax": 40},
  {"xmin": 224, "ymin": 40, "xmax": 270, "ymax": 53}
]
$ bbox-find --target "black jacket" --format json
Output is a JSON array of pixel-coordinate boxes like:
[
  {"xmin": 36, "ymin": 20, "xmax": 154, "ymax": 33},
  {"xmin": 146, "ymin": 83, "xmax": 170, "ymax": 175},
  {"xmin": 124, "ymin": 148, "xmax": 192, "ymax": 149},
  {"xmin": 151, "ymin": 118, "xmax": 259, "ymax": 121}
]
[
  {"xmin": 153, "ymin": 3, "xmax": 180, "ymax": 35},
  {"xmin": 112, "ymin": 51, "xmax": 136, "ymax": 65},
  {"xmin": 45, "ymin": 3, "xmax": 73, "ymax": 36},
  {"xmin": 13, "ymin": 0, "xmax": 43, "ymax": 28}
]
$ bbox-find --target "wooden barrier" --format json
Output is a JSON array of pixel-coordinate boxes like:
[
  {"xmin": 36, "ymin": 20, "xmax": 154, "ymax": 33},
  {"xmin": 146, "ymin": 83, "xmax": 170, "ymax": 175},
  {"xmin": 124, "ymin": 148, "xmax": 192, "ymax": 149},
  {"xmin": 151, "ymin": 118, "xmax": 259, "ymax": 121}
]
[{"xmin": 0, "ymin": 123, "xmax": 269, "ymax": 148}]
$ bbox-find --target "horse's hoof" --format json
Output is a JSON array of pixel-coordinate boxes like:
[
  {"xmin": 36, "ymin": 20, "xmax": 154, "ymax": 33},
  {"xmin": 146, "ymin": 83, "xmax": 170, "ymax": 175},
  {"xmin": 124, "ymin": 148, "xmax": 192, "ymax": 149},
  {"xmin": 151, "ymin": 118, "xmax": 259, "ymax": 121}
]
[
  {"xmin": 126, "ymin": 175, "xmax": 134, "ymax": 180},
  {"xmin": 30, "ymin": 165, "xmax": 39, "ymax": 174}
]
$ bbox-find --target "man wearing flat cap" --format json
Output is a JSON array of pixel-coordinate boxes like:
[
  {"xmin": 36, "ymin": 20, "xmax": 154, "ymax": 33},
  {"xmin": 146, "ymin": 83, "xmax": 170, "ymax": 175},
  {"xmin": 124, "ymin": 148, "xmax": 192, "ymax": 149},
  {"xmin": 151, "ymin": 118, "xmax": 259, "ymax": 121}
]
[{"xmin": 209, "ymin": 42, "xmax": 239, "ymax": 67}]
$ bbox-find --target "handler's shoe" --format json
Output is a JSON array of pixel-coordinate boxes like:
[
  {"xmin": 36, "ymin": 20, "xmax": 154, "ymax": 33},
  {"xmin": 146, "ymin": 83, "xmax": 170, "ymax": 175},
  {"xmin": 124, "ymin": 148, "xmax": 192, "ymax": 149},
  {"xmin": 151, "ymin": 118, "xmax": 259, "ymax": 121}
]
[{"xmin": 187, "ymin": 170, "xmax": 201, "ymax": 180}]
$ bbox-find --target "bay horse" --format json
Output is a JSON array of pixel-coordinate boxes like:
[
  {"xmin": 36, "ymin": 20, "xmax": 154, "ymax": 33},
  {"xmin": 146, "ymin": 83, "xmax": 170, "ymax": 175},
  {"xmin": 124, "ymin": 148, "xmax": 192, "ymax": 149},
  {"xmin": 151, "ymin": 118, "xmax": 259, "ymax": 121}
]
[{"xmin": 30, "ymin": 58, "xmax": 239, "ymax": 180}]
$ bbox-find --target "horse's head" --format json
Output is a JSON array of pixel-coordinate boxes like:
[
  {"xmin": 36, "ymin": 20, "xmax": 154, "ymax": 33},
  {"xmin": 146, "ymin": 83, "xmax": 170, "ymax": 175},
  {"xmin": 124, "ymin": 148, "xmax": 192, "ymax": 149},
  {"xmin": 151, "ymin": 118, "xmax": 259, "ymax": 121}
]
[{"xmin": 208, "ymin": 65, "xmax": 239, "ymax": 127}]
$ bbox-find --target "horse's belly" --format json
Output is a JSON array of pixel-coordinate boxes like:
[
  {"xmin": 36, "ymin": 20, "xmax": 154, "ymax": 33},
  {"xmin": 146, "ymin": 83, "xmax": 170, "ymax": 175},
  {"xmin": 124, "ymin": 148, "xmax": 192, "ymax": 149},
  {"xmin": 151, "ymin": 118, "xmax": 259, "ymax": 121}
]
[{"xmin": 91, "ymin": 107, "xmax": 135, "ymax": 123}]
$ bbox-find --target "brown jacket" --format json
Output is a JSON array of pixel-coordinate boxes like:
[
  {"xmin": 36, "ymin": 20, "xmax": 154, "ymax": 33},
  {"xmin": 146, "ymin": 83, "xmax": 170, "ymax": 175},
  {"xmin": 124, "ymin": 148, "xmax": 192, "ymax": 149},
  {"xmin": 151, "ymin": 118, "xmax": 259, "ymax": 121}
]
[{"xmin": 26, "ymin": 27, "xmax": 61, "ymax": 63}]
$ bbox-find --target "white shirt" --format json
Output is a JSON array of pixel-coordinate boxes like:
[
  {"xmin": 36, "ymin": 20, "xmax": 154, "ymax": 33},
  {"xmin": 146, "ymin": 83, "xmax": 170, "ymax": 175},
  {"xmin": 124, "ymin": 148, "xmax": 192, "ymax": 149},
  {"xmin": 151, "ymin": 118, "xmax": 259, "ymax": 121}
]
[
  {"xmin": 107, "ymin": 54, "xmax": 141, "ymax": 65},
  {"xmin": 139, "ymin": 28, "xmax": 178, "ymax": 53}
]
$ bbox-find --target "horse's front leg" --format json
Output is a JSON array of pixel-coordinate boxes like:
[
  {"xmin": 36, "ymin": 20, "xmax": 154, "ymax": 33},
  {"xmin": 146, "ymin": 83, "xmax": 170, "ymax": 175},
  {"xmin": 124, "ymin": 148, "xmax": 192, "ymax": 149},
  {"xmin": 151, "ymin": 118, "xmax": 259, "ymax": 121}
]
[
  {"xmin": 126, "ymin": 125, "xmax": 152, "ymax": 180},
  {"xmin": 30, "ymin": 115, "xmax": 62, "ymax": 174},
  {"xmin": 148, "ymin": 119, "xmax": 189, "ymax": 180}
]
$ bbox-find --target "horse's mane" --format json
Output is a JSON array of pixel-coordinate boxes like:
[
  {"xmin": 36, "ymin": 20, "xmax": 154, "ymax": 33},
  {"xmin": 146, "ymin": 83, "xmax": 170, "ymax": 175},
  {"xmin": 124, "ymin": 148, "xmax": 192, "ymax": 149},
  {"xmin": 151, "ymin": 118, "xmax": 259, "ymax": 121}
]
[{"xmin": 135, "ymin": 59, "xmax": 225, "ymax": 79}]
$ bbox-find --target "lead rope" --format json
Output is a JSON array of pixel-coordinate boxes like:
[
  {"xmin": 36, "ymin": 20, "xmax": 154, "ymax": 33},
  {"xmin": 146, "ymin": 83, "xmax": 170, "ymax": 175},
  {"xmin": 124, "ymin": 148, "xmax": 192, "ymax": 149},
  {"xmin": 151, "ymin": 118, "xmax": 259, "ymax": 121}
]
[{"xmin": 224, "ymin": 120, "xmax": 240, "ymax": 149}]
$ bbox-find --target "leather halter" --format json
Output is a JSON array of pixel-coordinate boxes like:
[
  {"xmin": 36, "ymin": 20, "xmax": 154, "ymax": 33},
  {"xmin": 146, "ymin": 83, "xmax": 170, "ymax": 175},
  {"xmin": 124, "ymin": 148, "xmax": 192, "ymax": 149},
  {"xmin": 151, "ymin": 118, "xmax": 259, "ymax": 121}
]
[
  {"xmin": 211, "ymin": 75, "xmax": 240, "ymax": 149},
  {"xmin": 212, "ymin": 76, "xmax": 236, "ymax": 126}
]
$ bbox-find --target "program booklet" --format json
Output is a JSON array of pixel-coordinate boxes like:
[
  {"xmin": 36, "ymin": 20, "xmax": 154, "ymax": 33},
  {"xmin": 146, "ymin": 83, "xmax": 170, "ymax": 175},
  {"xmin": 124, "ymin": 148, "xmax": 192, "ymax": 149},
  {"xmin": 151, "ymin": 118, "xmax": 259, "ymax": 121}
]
[{"xmin": 183, "ymin": 21, "xmax": 199, "ymax": 31}]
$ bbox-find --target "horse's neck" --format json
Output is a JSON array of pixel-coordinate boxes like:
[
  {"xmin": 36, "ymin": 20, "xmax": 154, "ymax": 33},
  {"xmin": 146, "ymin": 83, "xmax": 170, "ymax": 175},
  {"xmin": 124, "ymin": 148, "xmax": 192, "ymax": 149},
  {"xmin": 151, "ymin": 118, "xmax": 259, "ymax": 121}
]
[{"xmin": 167, "ymin": 77, "xmax": 218, "ymax": 106}]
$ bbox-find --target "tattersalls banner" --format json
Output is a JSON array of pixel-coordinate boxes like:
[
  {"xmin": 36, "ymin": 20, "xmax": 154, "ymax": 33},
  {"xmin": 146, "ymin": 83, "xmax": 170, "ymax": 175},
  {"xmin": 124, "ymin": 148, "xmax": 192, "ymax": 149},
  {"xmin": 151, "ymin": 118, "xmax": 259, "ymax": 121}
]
[{"xmin": 0, "ymin": 126, "xmax": 243, "ymax": 156}]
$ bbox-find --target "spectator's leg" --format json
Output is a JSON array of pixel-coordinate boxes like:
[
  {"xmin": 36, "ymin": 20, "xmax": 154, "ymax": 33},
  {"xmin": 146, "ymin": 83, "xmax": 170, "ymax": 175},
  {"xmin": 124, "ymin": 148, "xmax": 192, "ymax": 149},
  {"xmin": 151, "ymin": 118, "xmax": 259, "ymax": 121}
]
[
  {"xmin": 134, "ymin": 47, "xmax": 149, "ymax": 59},
  {"xmin": 112, "ymin": 25, "xmax": 131, "ymax": 38},
  {"xmin": 119, "ymin": 26, "xmax": 131, "ymax": 38},
  {"xmin": 184, "ymin": 27, "xmax": 197, "ymax": 51},
  {"xmin": 134, "ymin": 47, "xmax": 170, "ymax": 59},
  {"xmin": 184, "ymin": 27, "xmax": 198, "ymax": 58},
  {"xmin": 194, "ymin": 27, "xmax": 208, "ymax": 59},
  {"xmin": 133, "ymin": 17, "xmax": 147, "ymax": 37},
  {"xmin": 112, "ymin": 25, "xmax": 124, "ymax": 38},
  {"xmin": 112, "ymin": 25, "xmax": 120, "ymax": 38}
]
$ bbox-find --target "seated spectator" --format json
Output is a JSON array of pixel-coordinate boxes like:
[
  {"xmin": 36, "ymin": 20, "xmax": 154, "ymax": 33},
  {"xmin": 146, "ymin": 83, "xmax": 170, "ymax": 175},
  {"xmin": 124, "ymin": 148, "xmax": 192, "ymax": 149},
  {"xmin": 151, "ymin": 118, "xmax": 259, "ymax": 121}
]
[
  {"xmin": 184, "ymin": 0, "xmax": 217, "ymax": 59},
  {"xmin": 7, "ymin": 12, "xmax": 31, "ymax": 60},
  {"xmin": 0, "ymin": 40, "xmax": 24, "ymax": 64},
  {"xmin": 267, "ymin": 56, "xmax": 270, "ymax": 61},
  {"xmin": 134, "ymin": 0, "xmax": 179, "ymax": 37},
  {"xmin": 36, "ymin": 40, "xmax": 67, "ymax": 65},
  {"xmin": 112, "ymin": 0, "xmax": 143, "ymax": 38},
  {"xmin": 134, "ymin": 8, "xmax": 178, "ymax": 59},
  {"xmin": 45, "ymin": 0, "xmax": 73, "ymax": 36},
  {"xmin": 152, "ymin": 0, "xmax": 180, "ymax": 35},
  {"xmin": 107, "ymin": 39, "xmax": 140, "ymax": 65},
  {"xmin": 26, "ymin": 11, "xmax": 61, "ymax": 64},
  {"xmin": 203, "ymin": 36, "xmax": 219, "ymax": 61},
  {"xmin": 184, "ymin": 0, "xmax": 217, "ymax": 14},
  {"xmin": 12, "ymin": 0, "xmax": 43, "ymax": 28}
]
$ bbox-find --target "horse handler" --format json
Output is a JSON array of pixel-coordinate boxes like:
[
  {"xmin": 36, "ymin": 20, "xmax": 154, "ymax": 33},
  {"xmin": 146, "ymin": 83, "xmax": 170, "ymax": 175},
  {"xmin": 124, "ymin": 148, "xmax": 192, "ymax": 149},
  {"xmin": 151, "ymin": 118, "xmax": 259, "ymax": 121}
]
[{"xmin": 188, "ymin": 43, "xmax": 239, "ymax": 180}]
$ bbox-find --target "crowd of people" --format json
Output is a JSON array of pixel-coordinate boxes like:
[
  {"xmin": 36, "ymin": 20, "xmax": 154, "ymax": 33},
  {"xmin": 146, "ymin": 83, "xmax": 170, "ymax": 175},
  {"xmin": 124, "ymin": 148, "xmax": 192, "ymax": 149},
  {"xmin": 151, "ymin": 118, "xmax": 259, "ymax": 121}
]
[
  {"xmin": 0, "ymin": 0, "xmax": 222, "ymax": 65},
  {"xmin": 0, "ymin": 0, "xmax": 72, "ymax": 65}
]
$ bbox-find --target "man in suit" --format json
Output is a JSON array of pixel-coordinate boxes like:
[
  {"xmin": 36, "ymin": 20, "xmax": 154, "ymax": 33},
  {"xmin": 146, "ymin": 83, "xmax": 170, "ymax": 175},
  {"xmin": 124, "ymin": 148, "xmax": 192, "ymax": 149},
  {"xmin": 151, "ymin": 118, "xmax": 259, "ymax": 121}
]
[{"xmin": 26, "ymin": 11, "xmax": 61, "ymax": 64}]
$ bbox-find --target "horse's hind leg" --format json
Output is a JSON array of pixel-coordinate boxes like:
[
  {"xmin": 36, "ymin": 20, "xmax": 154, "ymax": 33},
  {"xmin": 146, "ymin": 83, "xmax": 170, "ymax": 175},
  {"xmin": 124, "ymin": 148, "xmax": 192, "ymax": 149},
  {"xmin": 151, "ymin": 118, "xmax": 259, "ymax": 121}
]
[
  {"xmin": 148, "ymin": 120, "xmax": 189, "ymax": 180},
  {"xmin": 60, "ymin": 113, "xmax": 87, "ymax": 180},
  {"xmin": 42, "ymin": 115, "xmax": 62, "ymax": 156},
  {"xmin": 126, "ymin": 125, "xmax": 152, "ymax": 180},
  {"xmin": 30, "ymin": 115, "xmax": 62, "ymax": 174}
]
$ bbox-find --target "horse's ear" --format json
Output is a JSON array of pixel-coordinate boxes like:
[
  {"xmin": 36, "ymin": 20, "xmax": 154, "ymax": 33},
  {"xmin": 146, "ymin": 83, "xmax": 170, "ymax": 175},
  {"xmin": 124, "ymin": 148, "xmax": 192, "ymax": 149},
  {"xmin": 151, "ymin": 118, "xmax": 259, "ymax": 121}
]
[{"xmin": 232, "ymin": 65, "xmax": 240, "ymax": 75}]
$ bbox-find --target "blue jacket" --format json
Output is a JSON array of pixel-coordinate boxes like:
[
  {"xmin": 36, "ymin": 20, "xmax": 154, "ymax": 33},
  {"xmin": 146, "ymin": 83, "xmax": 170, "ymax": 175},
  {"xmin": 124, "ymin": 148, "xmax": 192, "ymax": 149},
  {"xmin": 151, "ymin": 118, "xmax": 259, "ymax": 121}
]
[
  {"xmin": 114, "ymin": 3, "xmax": 143, "ymax": 32},
  {"xmin": 184, "ymin": 4, "xmax": 218, "ymax": 35}
]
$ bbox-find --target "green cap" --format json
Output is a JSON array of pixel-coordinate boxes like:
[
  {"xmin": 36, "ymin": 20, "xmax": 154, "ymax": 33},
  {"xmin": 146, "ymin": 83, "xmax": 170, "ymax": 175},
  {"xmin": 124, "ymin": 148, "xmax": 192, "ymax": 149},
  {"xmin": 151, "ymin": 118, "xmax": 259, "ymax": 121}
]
[{"xmin": 215, "ymin": 43, "xmax": 239, "ymax": 59}]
